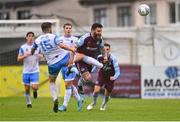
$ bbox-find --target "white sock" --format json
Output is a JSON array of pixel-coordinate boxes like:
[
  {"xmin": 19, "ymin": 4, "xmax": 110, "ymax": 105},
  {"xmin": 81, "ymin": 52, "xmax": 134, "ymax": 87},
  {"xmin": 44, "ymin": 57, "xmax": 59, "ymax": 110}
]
[
  {"xmin": 72, "ymin": 85, "xmax": 81, "ymax": 101},
  {"xmin": 49, "ymin": 82, "xmax": 57, "ymax": 101},
  {"xmin": 25, "ymin": 93, "xmax": 31, "ymax": 105},
  {"xmin": 63, "ymin": 86, "xmax": 72, "ymax": 107},
  {"xmin": 83, "ymin": 56, "xmax": 103, "ymax": 68}
]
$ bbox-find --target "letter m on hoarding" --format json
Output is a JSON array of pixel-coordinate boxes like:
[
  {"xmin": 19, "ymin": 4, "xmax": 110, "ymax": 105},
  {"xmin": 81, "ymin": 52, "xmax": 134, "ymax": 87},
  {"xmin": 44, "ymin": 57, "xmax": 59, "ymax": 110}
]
[{"xmin": 144, "ymin": 79, "xmax": 154, "ymax": 87}]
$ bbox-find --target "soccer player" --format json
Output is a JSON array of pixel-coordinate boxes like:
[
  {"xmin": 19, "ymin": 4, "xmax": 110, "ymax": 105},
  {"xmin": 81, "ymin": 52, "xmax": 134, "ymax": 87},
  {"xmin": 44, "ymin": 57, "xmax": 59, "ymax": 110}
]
[
  {"xmin": 58, "ymin": 23, "xmax": 82, "ymax": 112},
  {"xmin": 75, "ymin": 23, "xmax": 105, "ymax": 100},
  {"xmin": 17, "ymin": 32, "xmax": 43, "ymax": 108},
  {"xmin": 87, "ymin": 43, "xmax": 120, "ymax": 111},
  {"xmin": 31, "ymin": 22, "xmax": 103, "ymax": 113}
]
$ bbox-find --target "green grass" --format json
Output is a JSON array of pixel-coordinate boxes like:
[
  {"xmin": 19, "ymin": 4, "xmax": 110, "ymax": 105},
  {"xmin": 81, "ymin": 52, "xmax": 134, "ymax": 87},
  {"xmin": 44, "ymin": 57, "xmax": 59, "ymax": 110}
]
[{"xmin": 0, "ymin": 97, "xmax": 180, "ymax": 121}]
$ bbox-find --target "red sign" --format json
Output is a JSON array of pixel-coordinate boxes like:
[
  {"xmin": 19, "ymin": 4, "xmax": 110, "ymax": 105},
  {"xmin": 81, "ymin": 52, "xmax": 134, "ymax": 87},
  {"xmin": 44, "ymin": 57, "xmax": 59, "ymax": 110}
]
[{"xmin": 73, "ymin": 65, "xmax": 141, "ymax": 98}]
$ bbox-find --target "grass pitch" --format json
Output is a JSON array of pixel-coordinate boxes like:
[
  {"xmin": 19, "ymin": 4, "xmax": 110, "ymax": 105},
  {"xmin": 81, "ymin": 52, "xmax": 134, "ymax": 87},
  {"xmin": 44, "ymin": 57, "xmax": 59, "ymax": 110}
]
[{"xmin": 0, "ymin": 97, "xmax": 180, "ymax": 121}]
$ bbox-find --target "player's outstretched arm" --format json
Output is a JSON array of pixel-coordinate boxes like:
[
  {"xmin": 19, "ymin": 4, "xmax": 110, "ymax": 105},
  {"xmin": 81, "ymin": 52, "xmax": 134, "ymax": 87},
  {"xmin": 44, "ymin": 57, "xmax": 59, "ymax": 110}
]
[{"xmin": 59, "ymin": 43, "xmax": 76, "ymax": 53}]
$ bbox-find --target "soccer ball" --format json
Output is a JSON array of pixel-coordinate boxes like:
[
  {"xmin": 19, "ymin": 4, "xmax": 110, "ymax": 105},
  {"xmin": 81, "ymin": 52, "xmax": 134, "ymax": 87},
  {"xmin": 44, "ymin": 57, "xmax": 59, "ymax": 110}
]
[{"xmin": 138, "ymin": 4, "xmax": 150, "ymax": 16}]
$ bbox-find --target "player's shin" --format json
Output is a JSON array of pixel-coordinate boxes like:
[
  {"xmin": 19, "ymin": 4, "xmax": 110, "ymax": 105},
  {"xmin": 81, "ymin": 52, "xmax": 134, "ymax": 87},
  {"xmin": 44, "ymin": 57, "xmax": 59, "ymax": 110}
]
[
  {"xmin": 62, "ymin": 86, "xmax": 72, "ymax": 107},
  {"xmin": 25, "ymin": 92, "xmax": 31, "ymax": 106},
  {"xmin": 93, "ymin": 92, "xmax": 98, "ymax": 105},
  {"xmin": 72, "ymin": 85, "xmax": 81, "ymax": 101},
  {"xmin": 82, "ymin": 55, "xmax": 103, "ymax": 68},
  {"xmin": 49, "ymin": 82, "xmax": 58, "ymax": 101},
  {"xmin": 78, "ymin": 78, "xmax": 84, "ymax": 99},
  {"xmin": 101, "ymin": 96, "xmax": 109, "ymax": 108}
]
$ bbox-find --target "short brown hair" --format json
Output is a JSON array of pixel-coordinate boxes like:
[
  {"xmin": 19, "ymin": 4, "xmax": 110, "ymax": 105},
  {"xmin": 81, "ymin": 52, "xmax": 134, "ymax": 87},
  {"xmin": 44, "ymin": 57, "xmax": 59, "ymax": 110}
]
[
  {"xmin": 26, "ymin": 31, "xmax": 34, "ymax": 37},
  {"xmin": 91, "ymin": 23, "xmax": 103, "ymax": 31},
  {"xmin": 63, "ymin": 23, "xmax": 72, "ymax": 28},
  {"xmin": 41, "ymin": 22, "xmax": 52, "ymax": 32},
  {"xmin": 104, "ymin": 43, "xmax": 110, "ymax": 48}
]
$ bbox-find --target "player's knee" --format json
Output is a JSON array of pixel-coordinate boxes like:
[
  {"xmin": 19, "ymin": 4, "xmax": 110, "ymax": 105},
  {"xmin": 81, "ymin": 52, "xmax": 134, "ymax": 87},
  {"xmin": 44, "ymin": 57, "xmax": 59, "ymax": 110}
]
[{"xmin": 32, "ymin": 84, "xmax": 38, "ymax": 90}]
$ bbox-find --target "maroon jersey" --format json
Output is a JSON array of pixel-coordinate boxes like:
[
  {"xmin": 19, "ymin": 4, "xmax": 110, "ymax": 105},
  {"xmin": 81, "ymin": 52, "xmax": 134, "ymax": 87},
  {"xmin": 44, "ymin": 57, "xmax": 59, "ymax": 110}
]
[
  {"xmin": 95, "ymin": 54, "xmax": 120, "ymax": 92},
  {"xmin": 76, "ymin": 33, "xmax": 104, "ymax": 58},
  {"xmin": 97, "ymin": 55, "xmax": 115, "ymax": 80}
]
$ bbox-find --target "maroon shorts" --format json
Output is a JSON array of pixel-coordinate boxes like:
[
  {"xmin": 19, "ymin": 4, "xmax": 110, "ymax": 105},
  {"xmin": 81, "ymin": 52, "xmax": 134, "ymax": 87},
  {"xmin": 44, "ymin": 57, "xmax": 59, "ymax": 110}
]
[
  {"xmin": 76, "ymin": 61, "xmax": 93, "ymax": 74},
  {"xmin": 95, "ymin": 76, "xmax": 115, "ymax": 92}
]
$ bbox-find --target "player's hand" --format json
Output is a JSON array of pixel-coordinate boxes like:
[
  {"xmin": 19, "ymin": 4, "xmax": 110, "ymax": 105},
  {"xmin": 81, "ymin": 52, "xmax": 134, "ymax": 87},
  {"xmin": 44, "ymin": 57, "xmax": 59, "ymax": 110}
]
[
  {"xmin": 24, "ymin": 52, "xmax": 31, "ymax": 58},
  {"xmin": 165, "ymin": 66, "xmax": 179, "ymax": 79},
  {"xmin": 110, "ymin": 76, "xmax": 115, "ymax": 81}
]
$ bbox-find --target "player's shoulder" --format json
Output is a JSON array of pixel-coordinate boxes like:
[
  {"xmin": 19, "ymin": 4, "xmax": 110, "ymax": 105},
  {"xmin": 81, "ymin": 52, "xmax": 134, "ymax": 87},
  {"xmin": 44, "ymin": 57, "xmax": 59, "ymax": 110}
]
[
  {"xmin": 80, "ymin": 33, "xmax": 90, "ymax": 39},
  {"xmin": 20, "ymin": 43, "xmax": 28, "ymax": 49},
  {"xmin": 71, "ymin": 35, "xmax": 78, "ymax": 40},
  {"xmin": 110, "ymin": 54, "xmax": 117, "ymax": 61}
]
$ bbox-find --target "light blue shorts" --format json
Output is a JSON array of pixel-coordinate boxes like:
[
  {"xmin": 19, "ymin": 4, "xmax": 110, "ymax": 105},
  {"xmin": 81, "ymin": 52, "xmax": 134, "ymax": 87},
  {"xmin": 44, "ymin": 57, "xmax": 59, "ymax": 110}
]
[
  {"xmin": 48, "ymin": 53, "xmax": 70, "ymax": 77},
  {"xmin": 23, "ymin": 72, "xmax": 39, "ymax": 85}
]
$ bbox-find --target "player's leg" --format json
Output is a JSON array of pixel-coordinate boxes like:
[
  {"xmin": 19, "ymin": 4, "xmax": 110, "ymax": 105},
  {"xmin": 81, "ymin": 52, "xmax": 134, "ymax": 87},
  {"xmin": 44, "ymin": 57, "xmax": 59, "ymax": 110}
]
[
  {"xmin": 59, "ymin": 81, "xmax": 72, "ymax": 112},
  {"xmin": 100, "ymin": 80, "xmax": 114, "ymax": 111},
  {"xmin": 77, "ymin": 76, "xmax": 85, "ymax": 101},
  {"xmin": 48, "ymin": 53, "xmax": 71, "ymax": 113},
  {"xmin": 59, "ymin": 66, "xmax": 82, "ymax": 112},
  {"xmin": 100, "ymin": 89, "xmax": 110, "ymax": 111},
  {"xmin": 87, "ymin": 85, "xmax": 101, "ymax": 110},
  {"xmin": 23, "ymin": 74, "xmax": 32, "ymax": 108},
  {"xmin": 72, "ymin": 85, "xmax": 82, "ymax": 111},
  {"xmin": 30, "ymin": 72, "xmax": 39, "ymax": 99},
  {"xmin": 24, "ymin": 85, "xmax": 32, "ymax": 108},
  {"xmin": 75, "ymin": 53, "xmax": 103, "ymax": 68}
]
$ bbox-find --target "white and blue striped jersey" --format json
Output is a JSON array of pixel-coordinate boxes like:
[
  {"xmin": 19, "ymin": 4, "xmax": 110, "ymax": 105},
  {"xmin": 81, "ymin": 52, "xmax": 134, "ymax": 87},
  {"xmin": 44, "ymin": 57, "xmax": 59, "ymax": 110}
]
[
  {"xmin": 59, "ymin": 35, "xmax": 78, "ymax": 47},
  {"xmin": 33, "ymin": 33, "xmax": 69, "ymax": 65},
  {"xmin": 18, "ymin": 43, "xmax": 40, "ymax": 74}
]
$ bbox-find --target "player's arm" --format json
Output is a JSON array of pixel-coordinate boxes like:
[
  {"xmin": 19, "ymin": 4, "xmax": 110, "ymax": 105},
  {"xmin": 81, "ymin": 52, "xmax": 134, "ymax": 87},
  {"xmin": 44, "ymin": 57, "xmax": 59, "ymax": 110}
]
[
  {"xmin": 110, "ymin": 55, "xmax": 120, "ymax": 80},
  {"xmin": 31, "ymin": 41, "xmax": 38, "ymax": 55},
  {"xmin": 59, "ymin": 43, "xmax": 76, "ymax": 53},
  {"xmin": 36, "ymin": 50, "xmax": 44, "ymax": 61},
  {"xmin": 17, "ymin": 47, "xmax": 31, "ymax": 62},
  {"xmin": 53, "ymin": 35, "xmax": 76, "ymax": 52},
  {"xmin": 75, "ymin": 33, "xmax": 89, "ymax": 47}
]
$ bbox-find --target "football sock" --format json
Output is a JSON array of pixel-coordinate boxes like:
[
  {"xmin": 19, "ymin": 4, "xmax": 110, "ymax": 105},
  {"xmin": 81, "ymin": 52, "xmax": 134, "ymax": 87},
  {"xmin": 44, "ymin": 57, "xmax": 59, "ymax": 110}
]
[
  {"xmin": 93, "ymin": 92, "xmax": 98, "ymax": 105},
  {"xmin": 78, "ymin": 77, "xmax": 84, "ymax": 95},
  {"xmin": 25, "ymin": 93, "xmax": 31, "ymax": 105},
  {"xmin": 101, "ymin": 96, "xmax": 109, "ymax": 108},
  {"xmin": 72, "ymin": 85, "xmax": 81, "ymax": 101},
  {"xmin": 82, "ymin": 55, "xmax": 103, "ymax": 68},
  {"xmin": 63, "ymin": 86, "xmax": 72, "ymax": 107},
  {"xmin": 49, "ymin": 82, "xmax": 57, "ymax": 101}
]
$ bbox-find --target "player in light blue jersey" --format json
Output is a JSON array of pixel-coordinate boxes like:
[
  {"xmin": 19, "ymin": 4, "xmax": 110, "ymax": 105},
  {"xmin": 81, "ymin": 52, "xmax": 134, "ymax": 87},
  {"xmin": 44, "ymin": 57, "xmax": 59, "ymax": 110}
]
[
  {"xmin": 31, "ymin": 22, "xmax": 103, "ymax": 113},
  {"xmin": 58, "ymin": 23, "xmax": 82, "ymax": 112},
  {"xmin": 17, "ymin": 32, "xmax": 43, "ymax": 108}
]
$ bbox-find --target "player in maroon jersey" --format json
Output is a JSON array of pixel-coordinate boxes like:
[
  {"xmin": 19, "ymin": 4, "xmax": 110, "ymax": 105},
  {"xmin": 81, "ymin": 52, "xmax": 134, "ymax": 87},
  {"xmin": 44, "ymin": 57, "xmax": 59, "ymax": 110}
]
[
  {"xmin": 75, "ymin": 23, "xmax": 105, "ymax": 99},
  {"xmin": 87, "ymin": 43, "xmax": 120, "ymax": 111}
]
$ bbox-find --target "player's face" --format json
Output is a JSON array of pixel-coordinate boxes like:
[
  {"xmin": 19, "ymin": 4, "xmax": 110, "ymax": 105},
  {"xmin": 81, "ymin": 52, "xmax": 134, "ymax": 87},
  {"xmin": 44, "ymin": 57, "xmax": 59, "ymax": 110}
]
[
  {"xmin": 64, "ymin": 25, "xmax": 72, "ymax": 36},
  {"xmin": 26, "ymin": 34, "xmax": 34, "ymax": 44},
  {"xmin": 102, "ymin": 46, "xmax": 110, "ymax": 63},
  {"xmin": 92, "ymin": 27, "xmax": 102, "ymax": 40}
]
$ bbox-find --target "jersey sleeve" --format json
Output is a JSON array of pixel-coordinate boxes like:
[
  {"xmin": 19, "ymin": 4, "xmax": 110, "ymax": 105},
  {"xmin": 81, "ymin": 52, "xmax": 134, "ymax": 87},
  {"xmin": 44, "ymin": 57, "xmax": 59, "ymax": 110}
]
[
  {"xmin": 18, "ymin": 47, "xmax": 24, "ymax": 55},
  {"xmin": 75, "ymin": 33, "xmax": 90, "ymax": 47},
  {"xmin": 54, "ymin": 35, "xmax": 62, "ymax": 45},
  {"xmin": 111, "ymin": 55, "xmax": 120, "ymax": 80},
  {"xmin": 32, "ymin": 41, "xmax": 38, "ymax": 50}
]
